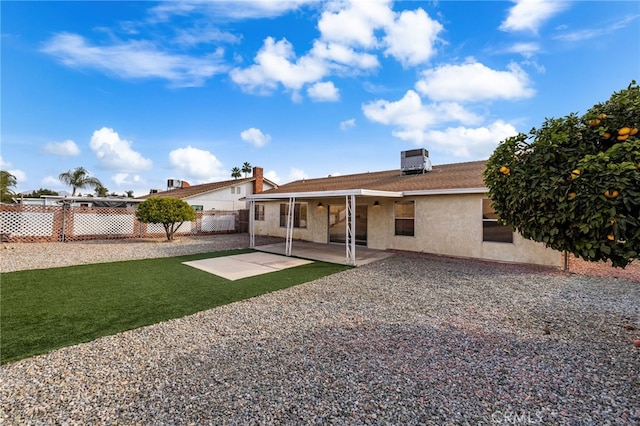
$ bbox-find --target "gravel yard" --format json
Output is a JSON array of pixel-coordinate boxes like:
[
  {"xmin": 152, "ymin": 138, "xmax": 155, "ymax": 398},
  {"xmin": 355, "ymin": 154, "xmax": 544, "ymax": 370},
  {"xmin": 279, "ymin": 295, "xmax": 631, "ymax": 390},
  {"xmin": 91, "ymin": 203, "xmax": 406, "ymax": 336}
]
[{"xmin": 1, "ymin": 236, "xmax": 639, "ymax": 424}]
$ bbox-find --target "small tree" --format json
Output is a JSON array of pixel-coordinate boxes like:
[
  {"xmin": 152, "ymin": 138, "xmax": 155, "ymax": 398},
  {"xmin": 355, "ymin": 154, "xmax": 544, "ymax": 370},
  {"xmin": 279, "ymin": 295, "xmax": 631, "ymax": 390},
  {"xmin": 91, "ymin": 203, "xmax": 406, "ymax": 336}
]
[
  {"xmin": 242, "ymin": 161, "xmax": 252, "ymax": 178},
  {"xmin": 231, "ymin": 167, "xmax": 241, "ymax": 179},
  {"xmin": 1, "ymin": 171, "xmax": 17, "ymax": 203},
  {"xmin": 125, "ymin": 190, "xmax": 135, "ymax": 198},
  {"xmin": 136, "ymin": 197, "xmax": 196, "ymax": 241},
  {"xmin": 484, "ymin": 82, "xmax": 639, "ymax": 268}
]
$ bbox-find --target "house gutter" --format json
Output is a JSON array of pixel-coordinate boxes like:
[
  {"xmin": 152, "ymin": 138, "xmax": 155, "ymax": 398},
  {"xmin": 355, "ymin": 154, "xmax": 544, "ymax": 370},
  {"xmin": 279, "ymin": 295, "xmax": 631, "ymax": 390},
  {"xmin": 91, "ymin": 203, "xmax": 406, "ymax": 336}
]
[
  {"xmin": 402, "ymin": 187, "xmax": 488, "ymax": 196},
  {"xmin": 246, "ymin": 189, "xmax": 403, "ymax": 201}
]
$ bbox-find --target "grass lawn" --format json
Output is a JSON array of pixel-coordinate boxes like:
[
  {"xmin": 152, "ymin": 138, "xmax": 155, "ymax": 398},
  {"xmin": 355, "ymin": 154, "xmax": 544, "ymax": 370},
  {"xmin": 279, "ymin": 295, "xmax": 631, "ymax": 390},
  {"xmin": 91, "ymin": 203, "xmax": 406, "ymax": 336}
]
[{"xmin": 1, "ymin": 249, "xmax": 349, "ymax": 364}]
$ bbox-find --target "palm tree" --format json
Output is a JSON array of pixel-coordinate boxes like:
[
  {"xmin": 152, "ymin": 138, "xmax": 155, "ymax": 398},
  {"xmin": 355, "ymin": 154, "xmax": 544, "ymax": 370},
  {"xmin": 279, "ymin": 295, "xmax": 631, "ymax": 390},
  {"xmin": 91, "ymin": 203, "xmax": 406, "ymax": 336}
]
[
  {"xmin": 231, "ymin": 167, "xmax": 241, "ymax": 179},
  {"xmin": 1, "ymin": 170, "xmax": 17, "ymax": 203},
  {"xmin": 58, "ymin": 167, "xmax": 103, "ymax": 196},
  {"xmin": 242, "ymin": 161, "xmax": 252, "ymax": 178}
]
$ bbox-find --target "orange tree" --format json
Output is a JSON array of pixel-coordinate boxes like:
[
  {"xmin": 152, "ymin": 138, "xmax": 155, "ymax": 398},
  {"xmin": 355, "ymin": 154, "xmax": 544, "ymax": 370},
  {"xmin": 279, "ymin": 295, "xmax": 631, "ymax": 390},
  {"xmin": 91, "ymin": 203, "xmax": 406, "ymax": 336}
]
[
  {"xmin": 136, "ymin": 197, "xmax": 196, "ymax": 241},
  {"xmin": 484, "ymin": 82, "xmax": 639, "ymax": 268}
]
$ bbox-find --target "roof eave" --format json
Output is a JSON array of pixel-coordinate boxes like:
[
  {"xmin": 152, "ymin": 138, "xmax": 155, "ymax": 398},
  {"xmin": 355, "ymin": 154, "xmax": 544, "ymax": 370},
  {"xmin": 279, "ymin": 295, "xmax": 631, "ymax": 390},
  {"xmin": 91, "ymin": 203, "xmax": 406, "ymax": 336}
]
[
  {"xmin": 402, "ymin": 187, "xmax": 488, "ymax": 196},
  {"xmin": 247, "ymin": 189, "xmax": 403, "ymax": 200}
]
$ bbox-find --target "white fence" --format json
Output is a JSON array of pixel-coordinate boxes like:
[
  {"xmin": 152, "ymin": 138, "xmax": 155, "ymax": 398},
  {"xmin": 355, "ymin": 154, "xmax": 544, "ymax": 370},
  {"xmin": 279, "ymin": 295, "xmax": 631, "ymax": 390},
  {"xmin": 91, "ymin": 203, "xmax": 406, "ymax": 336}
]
[{"xmin": 0, "ymin": 205, "xmax": 240, "ymax": 242}]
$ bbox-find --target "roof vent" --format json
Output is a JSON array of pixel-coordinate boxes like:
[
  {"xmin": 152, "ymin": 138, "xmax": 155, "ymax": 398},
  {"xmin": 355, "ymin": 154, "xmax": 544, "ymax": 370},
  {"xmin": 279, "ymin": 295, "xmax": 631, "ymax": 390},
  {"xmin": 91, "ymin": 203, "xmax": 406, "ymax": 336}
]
[
  {"xmin": 167, "ymin": 179, "xmax": 181, "ymax": 190},
  {"xmin": 401, "ymin": 148, "xmax": 432, "ymax": 175}
]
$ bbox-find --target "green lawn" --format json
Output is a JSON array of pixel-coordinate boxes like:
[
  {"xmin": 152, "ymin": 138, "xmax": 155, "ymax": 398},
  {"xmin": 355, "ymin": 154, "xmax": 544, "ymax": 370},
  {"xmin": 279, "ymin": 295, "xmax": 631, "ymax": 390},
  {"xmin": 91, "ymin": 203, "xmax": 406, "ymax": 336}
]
[{"xmin": 1, "ymin": 249, "xmax": 349, "ymax": 364}]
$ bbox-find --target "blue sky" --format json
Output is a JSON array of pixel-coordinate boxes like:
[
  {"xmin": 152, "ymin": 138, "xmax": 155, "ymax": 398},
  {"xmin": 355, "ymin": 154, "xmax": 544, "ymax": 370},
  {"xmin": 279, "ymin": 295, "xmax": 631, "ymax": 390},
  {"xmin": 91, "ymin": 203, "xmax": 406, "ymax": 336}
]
[{"xmin": 2, "ymin": 0, "xmax": 639, "ymax": 196}]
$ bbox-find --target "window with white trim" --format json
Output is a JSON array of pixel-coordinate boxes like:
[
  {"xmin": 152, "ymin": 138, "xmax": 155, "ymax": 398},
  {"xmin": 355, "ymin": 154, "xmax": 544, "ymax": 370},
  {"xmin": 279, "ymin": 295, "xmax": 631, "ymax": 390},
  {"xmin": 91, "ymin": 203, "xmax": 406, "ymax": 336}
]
[
  {"xmin": 482, "ymin": 199, "xmax": 513, "ymax": 243},
  {"xmin": 279, "ymin": 203, "xmax": 307, "ymax": 228},
  {"xmin": 394, "ymin": 201, "xmax": 415, "ymax": 236}
]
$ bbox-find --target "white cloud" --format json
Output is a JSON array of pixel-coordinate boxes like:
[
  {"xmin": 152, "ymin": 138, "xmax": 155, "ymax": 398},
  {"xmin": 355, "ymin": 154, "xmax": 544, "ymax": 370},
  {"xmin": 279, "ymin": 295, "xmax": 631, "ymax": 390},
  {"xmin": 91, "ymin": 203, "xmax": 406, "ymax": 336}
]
[
  {"xmin": 0, "ymin": 156, "xmax": 26, "ymax": 186},
  {"xmin": 168, "ymin": 145, "xmax": 225, "ymax": 181},
  {"xmin": 553, "ymin": 15, "xmax": 640, "ymax": 42},
  {"xmin": 89, "ymin": 127, "xmax": 153, "ymax": 172},
  {"xmin": 42, "ymin": 33, "xmax": 227, "ymax": 87},
  {"xmin": 0, "ymin": 156, "xmax": 11, "ymax": 169},
  {"xmin": 317, "ymin": 0, "xmax": 394, "ymax": 48},
  {"xmin": 362, "ymin": 90, "xmax": 484, "ymax": 145},
  {"xmin": 340, "ymin": 118, "xmax": 356, "ymax": 130},
  {"xmin": 41, "ymin": 176, "xmax": 61, "ymax": 187},
  {"xmin": 501, "ymin": 42, "xmax": 541, "ymax": 58},
  {"xmin": 363, "ymin": 90, "xmax": 481, "ymax": 129},
  {"xmin": 151, "ymin": 0, "xmax": 315, "ymax": 22},
  {"xmin": 307, "ymin": 81, "xmax": 340, "ymax": 102},
  {"xmin": 112, "ymin": 173, "xmax": 142, "ymax": 186},
  {"xmin": 240, "ymin": 128, "xmax": 271, "ymax": 147},
  {"xmin": 499, "ymin": 0, "xmax": 568, "ymax": 33},
  {"xmin": 415, "ymin": 62, "xmax": 535, "ymax": 102},
  {"xmin": 408, "ymin": 121, "xmax": 519, "ymax": 159},
  {"xmin": 289, "ymin": 167, "xmax": 309, "ymax": 181},
  {"xmin": 383, "ymin": 8, "xmax": 443, "ymax": 67},
  {"xmin": 42, "ymin": 139, "xmax": 81, "ymax": 156},
  {"xmin": 310, "ymin": 41, "xmax": 379, "ymax": 69},
  {"xmin": 230, "ymin": 37, "xmax": 327, "ymax": 93},
  {"xmin": 264, "ymin": 169, "xmax": 281, "ymax": 184}
]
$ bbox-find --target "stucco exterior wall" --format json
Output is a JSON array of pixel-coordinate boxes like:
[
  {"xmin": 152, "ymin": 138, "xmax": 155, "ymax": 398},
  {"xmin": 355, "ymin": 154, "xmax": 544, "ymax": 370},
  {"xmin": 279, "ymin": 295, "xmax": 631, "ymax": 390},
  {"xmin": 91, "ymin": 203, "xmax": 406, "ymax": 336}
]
[
  {"xmin": 253, "ymin": 194, "xmax": 561, "ymax": 268},
  {"xmin": 184, "ymin": 181, "xmax": 276, "ymax": 211}
]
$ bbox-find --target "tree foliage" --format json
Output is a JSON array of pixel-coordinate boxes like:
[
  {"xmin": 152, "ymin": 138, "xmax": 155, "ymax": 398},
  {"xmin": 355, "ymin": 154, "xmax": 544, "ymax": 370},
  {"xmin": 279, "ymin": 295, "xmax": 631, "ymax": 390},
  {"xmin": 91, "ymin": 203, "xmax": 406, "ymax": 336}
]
[
  {"xmin": 59, "ymin": 167, "xmax": 103, "ymax": 196},
  {"xmin": 1, "ymin": 171, "xmax": 17, "ymax": 203},
  {"xmin": 231, "ymin": 167, "xmax": 241, "ymax": 179},
  {"xmin": 484, "ymin": 82, "xmax": 640, "ymax": 268},
  {"xmin": 242, "ymin": 161, "xmax": 252, "ymax": 177},
  {"xmin": 22, "ymin": 188, "xmax": 59, "ymax": 198},
  {"xmin": 135, "ymin": 197, "xmax": 196, "ymax": 241}
]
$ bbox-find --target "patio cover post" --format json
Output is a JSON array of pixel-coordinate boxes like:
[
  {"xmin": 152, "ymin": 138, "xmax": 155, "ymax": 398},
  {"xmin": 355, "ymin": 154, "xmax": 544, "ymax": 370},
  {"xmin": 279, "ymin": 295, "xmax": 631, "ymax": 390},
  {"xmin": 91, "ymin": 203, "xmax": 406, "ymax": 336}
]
[
  {"xmin": 345, "ymin": 194, "xmax": 356, "ymax": 266},
  {"xmin": 249, "ymin": 199, "xmax": 255, "ymax": 248},
  {"xmin": 285, "ymin": 196, "xmax": 295, "ymax": 256}
]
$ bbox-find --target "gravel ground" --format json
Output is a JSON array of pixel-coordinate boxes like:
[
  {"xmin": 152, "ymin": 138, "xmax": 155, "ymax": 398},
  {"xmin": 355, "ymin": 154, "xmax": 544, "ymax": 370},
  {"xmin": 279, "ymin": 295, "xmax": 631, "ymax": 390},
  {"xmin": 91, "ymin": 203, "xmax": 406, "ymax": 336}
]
[{"xmin": 1, "ymin": 236, "xmax": 639, "ymax": 424}]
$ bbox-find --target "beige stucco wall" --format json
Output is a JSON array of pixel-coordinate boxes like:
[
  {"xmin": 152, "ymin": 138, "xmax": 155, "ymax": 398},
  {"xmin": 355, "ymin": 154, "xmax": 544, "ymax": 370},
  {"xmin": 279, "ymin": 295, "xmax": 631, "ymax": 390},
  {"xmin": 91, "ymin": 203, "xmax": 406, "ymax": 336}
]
[{"xmin": 253, "ymin": 194, "xmax": 562, "ymax": 268}]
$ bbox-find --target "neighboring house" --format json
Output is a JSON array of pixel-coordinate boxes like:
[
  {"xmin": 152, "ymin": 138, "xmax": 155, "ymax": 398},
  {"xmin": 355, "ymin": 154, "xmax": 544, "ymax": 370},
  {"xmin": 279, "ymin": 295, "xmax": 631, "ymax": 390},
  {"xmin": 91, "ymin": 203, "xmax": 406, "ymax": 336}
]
[
  {"xmin": 246, "ymin": 150, "xmax": 561, "ymax": 267},
  {"xmin": 14, "ymin": 195, "xmax": 141, "ymax": 208},
  {"xmin": 139, "ymin": 167, "xmax": 277, "ymax": 211}
]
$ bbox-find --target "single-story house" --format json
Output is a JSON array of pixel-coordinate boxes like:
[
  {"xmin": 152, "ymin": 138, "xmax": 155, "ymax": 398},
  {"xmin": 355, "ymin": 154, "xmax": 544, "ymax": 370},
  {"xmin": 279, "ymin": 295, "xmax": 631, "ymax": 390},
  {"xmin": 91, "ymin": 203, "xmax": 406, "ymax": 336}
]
[
  {"xmin": 14, "ymin": 195, "xmax": 142, "ymax": 208},
  {"xmin": 139, "ymin": 167, "xmax": 277, "ymax": 211},
  {"xmin": 246, "ymin": 150, "xmax": 561, "ymax": 267}
]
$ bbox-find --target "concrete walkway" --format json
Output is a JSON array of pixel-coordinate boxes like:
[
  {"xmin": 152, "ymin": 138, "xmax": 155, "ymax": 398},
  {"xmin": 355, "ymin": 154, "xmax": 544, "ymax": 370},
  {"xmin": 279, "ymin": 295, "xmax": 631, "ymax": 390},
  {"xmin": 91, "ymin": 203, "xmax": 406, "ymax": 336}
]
[{"xmin": 255, "ymin": 241, "xmax": 394, "ymax": 266}]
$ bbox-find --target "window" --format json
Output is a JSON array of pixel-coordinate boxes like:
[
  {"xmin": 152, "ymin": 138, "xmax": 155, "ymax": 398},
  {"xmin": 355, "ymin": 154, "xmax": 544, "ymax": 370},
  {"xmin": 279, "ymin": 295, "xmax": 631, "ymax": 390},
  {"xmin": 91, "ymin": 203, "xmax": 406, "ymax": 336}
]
[
  {"xmin": 280, "ymin": 202, "xmax": 307, "ymax": 228},
  {"xmin": 394, "ymin": 201, "xmax": 415, "ymax": 236},
  {"xmin": 254, "ymin": 204, "xmax": 265, "ymax": 221},
  {"xmin": 230, "ymin": 187, "xmax": 241, "ymax": 194},
  {"xmin": 482, "ymin": 199, "xmax": 513, "ymax": 243},
  {"xmin": 191, "ymin": 205, "xmax": 203, "ymax": 211}
]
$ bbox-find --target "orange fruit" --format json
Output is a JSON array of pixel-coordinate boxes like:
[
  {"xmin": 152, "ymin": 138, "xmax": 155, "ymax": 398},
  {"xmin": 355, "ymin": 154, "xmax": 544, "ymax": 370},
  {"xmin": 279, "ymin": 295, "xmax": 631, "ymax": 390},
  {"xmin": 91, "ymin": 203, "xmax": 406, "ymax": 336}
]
[
  {"xmin": 589, "ymin": 119, "xmax": 601, "ymax": 127},
  {"xmin": 598, "ymin": 113, "xmax": 607, "ymax": 120},
  {"xmin": 618, "ymin": 127, "xmax": 632, "ymax": 135},
  {"xmin": 499, "ymin": 166, "xmax": 510, "ymax": 175},
  {"xmin": 570, "ymin": 169, "xmax": 580, "ymax": 179},
  {"xmin": 630, "ymin": 128, "xmax": 639, "ymax": 135},
  {"xmin": 607, "ymin": 234, "xmax": 615, "ymax": 241},
  {"xmin": 602, "ymin": 132, "xmax": 611, "ymax": 139},
  {"xmin": 617, "ymin": 134, "xmax": 629, "ymax": 141},
  {"xmin": 604, "ymin": 190, "xmax": 620, "ymax": 199},
  {"xmin": 568, "ymin": 192, "xmax": 577, "ymax": 200}
]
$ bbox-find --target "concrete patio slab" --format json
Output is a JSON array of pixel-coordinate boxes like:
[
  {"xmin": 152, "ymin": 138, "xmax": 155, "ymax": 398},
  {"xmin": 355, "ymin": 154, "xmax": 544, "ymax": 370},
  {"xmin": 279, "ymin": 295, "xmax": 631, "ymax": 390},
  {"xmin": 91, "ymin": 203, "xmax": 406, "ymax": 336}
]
[
  {"xmin": 255, "ymin": 241, "xmax": 394, "ymax": 266},
  {"xmin": 183, "ymin": 252, "xmax": 313, "ymax": 281}
]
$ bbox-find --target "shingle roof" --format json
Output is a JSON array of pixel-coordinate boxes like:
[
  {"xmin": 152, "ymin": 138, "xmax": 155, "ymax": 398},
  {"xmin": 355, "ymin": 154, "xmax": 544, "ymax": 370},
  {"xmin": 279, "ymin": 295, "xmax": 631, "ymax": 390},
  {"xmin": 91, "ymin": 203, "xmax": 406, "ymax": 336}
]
[
  {"xmin": 260, "ymin": 160, "xmax": 487, "ymax": 195},
  {"xmin": 138, "ymin": 177, "xmax": 257, "ymax": 200}
]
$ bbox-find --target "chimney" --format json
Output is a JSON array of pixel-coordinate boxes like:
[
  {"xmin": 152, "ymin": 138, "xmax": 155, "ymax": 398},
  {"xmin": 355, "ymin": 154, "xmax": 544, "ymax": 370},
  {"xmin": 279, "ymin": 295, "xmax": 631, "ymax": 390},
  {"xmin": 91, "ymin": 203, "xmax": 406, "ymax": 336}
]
[{"xmin": 252, "ymin": 166, "xmax": 264, "ymax": 193}]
